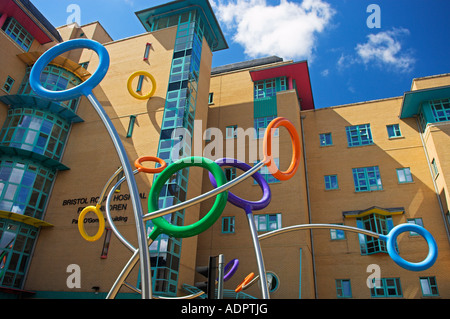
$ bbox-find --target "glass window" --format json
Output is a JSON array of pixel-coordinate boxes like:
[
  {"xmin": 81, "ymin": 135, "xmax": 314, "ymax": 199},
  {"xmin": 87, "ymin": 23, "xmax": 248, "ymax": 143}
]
[
  {"xmin": 431, "ymin": 159, "xmax": 439, "ymax": 178},
  {"xmin": 420, "ymin": 277, "xmax": 439, "ymax": 297},
  {"xmin": 370, "ymin": 278, "xmax": 402, "ymax": 297},
  {"xmin": 330, "ymin": 225, "xmax": 345, "ymax": 240},
  {"xmin": 222, "ymin": 216, "xmax": 235, "ymax": 233},
  {"xmin": 2, "ymin": 76, "xmax": 15, "ymax": 93},
  {"xmin": 255, "ymin": 158, "xmax": 280, "ymax": 184},
  {"xmin": 254, "ymin": 213, "xmax": 282, "ymax": 231},
  {"xmin": 319, "ymin": 133, "xmax": 332, "ymax": 146},
  {"xmin": 346, "ymin": 124, "xmax": 373, "ymax": 147},
  {"xmin": 324, "ymin": 175, "xmax": 338, "ymax": 190},
  {"xmin": 224, "ymin": 167, "xmax": 236, "ymax": 182},
  {"xmin": 2, "ymin": 18, "xmax": 34, "ymax": 51},
  {"xmin": 357, "ymin": 214, "xmax": 393, "ymax": 255},
  {"xmin": 254, "ymin": 116, "xmax": 278, "ymax": 139},
  {"xmin": 336, "ymin": 279, "xmax": 352, "ymax": 298},
  {"xmin": 253, "ymin": 77, "xmax": 287, "ymax": 99},
  {"xmin": 407, "ymin": 218, "xmax": 424, "ymax": 236},
  {"xmin": 387, "ymin": 124, "xmax": 402, "ymax": 138},
  {"xmin": 430, "ymin": 99, "xmax": 450, "ymax": 122},
  {"xmin": 226, "ymin": 125, "xmax": 238, "ymax": 139},
  {"xmin": 352, "ymin": 166, "xmax": 382, "ymax": 192},
  {"xmin": 397, "ymin": 167, "xmax": 413, "ymax": 183}
]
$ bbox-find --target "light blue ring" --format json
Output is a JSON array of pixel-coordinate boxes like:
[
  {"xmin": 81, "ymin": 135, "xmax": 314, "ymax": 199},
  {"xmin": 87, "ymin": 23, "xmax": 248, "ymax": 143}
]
[
  {"xmin": 30, "ymin": 39, "xmax": 110, "ymax": 101},
  {"xmin": 380, "ymin": 224, "xmax": 438, "ymax": 271}
]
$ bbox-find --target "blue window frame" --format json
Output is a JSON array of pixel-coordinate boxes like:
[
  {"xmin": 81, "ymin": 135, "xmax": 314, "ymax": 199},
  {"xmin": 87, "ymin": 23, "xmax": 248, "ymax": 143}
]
[
  {"xmin": 387, "ymin": 124, "xmax": 401, "ymax": 138},
  {"xmin": 324, "ymin": 175, "xmax": 338, "ymax": 190},
  {"xmin": 352, "ymin": 166, "xmax": 382, "ymax": 192},
  {"xmin": 254, "ymin": 116, "xmax": 278, "ymax": 139},
  {"xmin": 407, "ymin": 218, "xmax": 424, "ymax": 236},
  {"xmin": 255, "ymin": 158, "xmax": 280, "ymax": 184},
  {"xmin": 226, "ymin": 125, "xmax": 237, "ymax": 139},
  {"xmin": 370, "ymin": 278, "xmax": 402, "ymax": 297},
  {"xmin": 330, "ymin": 224, "xmax": 345, "ymax": 240},
  {"xmin": 224, "ymin": 167, "xmax": 236, "ymax": 182},
  {"xmin": 222, "ymin": 216, "xmax": 235, "ymax": 233},
  {"xmin": 2, "ymin": 18, "xmax": 34, "ymax": 51},
  {"xmin": 430, "ymin": 99, "xmax": 450, "ymax": 122},
  {"xmin": 420, "ymin": 276, "xmax": 439, "ymax": 297},
  {"xmin": 336, "ymin": 279, "xmax": 352, "ymax": 298},
  {"xmin": 396, "ymin": 167, "xmax": 413, "ymax": 183},
  {"xmin": 431, "ymin": 158, "xmax": 439, "ymax": 178},
  {"xmin": 319, "ymin": 132, "xmax": 332, "ymax": 146},
  {"xmin": 253, "ymin": 77, "xmax": 287, "ymax": 99},
  {"xmin": 346, "ymin": 124, "xmax": 373, "ymax": 147}
]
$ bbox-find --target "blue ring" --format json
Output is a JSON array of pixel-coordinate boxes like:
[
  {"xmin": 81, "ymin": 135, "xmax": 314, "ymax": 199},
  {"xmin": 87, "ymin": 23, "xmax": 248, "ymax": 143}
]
[
  {"xmin": 381, "ymin": 224, "xmax": 438, "ymax": 271},
  {"xmin": 30, "ymin": 39, "xmax": 110, "ymax": 101}
]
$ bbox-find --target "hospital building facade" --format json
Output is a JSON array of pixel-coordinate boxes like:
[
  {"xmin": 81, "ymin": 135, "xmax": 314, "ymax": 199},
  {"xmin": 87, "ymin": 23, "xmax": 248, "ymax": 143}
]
[{"xmin": 0, "ymin": 0, "xmax": 449, "ymax": 299}]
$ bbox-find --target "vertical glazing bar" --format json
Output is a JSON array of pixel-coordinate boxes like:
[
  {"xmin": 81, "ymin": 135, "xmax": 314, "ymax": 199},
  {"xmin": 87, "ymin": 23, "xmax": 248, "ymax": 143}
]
[{"xmin": 86, "ymin": 93, "xmax": 152, "ymax": 299}]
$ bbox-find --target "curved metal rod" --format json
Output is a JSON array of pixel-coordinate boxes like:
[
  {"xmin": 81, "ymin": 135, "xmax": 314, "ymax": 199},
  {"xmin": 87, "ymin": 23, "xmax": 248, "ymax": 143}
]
[
  {"xmin": 258, "ymin": 223, "xmax": 381, "ymax": 241},
  {"xmin": 142, "ymin": 160, "xmax": 265, "ymax": 222}
]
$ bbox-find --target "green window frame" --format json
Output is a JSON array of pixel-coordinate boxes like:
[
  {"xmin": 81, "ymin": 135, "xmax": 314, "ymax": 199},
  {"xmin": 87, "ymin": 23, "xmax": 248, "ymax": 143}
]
[
  {"xmin": 324, "ymin": 175, "xmax": 338, "ymax": 190},
  {"xmin": 370, "ymin": 278, "xmax": 402, "ymax": 297},
  {"xmin": 346, "ymin": 124, "xmax": 373, "ymax": 147},
  {"xmin": 2, "ymin": 17, "xmax": 34, "ymax": 51},
  {"xmin": 222, "ymin": 216, "xmax": 235, "ymax": 233},
  {"xmin": 396, "ymin": 167, "xmax": 413, "ymax": 183},
  {"xmin": 2, "ymin": 76, "xmax": 15, "ymax": 94},
  {"xmin": 430, "ymin": 98, "xmax": 450, "ymax": 122},
  {"xmin": 0, "ymin": 220, "xmax": 38, "ymax": 289},
  {"xmin": 352, "ymin": 166, "xmax": 382, "ymax": 192},
  {"xmin": 224, "ymin": 167, "xmax": 236, "ymax": 182},
  {"xmin": 387, "ymin": 124, "xmax": 402, "ymax": 138},
  {"xmin": 0, "ymin": 108, "xmax": 70, "ymax": 161},
  {"xmin": 254, "ymin": 213, "xmax": 282, "ymax": 232},
  {"xmin": 253, "ymin": 77, "xmax": 287, "ymax": 99},
  {"xmin": 330, "ymin": 224, "xmax": 345, "ymax": 240},
  {"xmin": 431, "ymin": 158, "xmax": 439, "ymax": 178},
  {"xmin": 420, "ymin": 276, "xmax": 439, "ymax": 297},
  {"xmin": 254, "ymin": 158, "xmax": 280, "ymax": 184},
  {"xmin": 0, "ymin": 158, "xmax": 55, "ymax": 220},
  {"xmin": 319, "ymin": 132, "xmax": 332, "ymax": 146},
  {"xmin": 254, "ymin": 115, "xmax": 278, "ymax": 139},
  {"xmin": 18, "ymin": 66, "xmax": 81, "ymax": 112},
  {"xmin": 336, "ymin": 279, "xmax": 352, "ymax": 298},
  {"xmin": 208, "ymin": 92, "xmax": 214, "ymax": 104},
  {"xmin": 357, "ymin": 214, "xmax": 393, "ymax": 255}
]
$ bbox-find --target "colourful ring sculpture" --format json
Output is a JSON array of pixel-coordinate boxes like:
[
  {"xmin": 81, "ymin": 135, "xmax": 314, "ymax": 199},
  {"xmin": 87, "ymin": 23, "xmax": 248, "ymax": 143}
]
[
  {"xmin": 127, "ymin": 71, "xmax": 157, "ymax": 100},
  {"xmin": 223, "ymin": 259, "xmax": 239, "ymax": 282},
  {"xmin": 148, "ymin": 157, "xmax": 228, "ymax": 239},
  {"xmin": 235, "ymin": 272, "xmax": 255, "ymax": 293},
  {"xmin": 263, "ymin": 117, "xmax": 301, "ymax": 181},
  {"xmin": 135, "ymin": 156, "xmax": 167, "ymax": 173},
  {"xmin": 78, "ymin": 205, "xmax": 105, "ymax": 242}
]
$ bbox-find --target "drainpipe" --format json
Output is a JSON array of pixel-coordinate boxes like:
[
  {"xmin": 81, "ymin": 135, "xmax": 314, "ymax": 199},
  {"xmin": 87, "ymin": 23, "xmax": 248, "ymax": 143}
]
[
  {"xmin": 300, "ymin": 114, "xmax": 318, "ymax": 299},
  {"xmin": 416, "ymin": 117, "xmax": 450, "ymax": 244}
]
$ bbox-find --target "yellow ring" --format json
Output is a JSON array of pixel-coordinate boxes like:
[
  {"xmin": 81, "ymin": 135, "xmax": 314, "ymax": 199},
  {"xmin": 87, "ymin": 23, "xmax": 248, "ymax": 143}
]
[
  {"xmin": 78, "ymin": 205, "xmax": 105, "ymax": 242},
  {"xmin": 127, "ymin": 71, "xmax": 157, "ymax": 100}
]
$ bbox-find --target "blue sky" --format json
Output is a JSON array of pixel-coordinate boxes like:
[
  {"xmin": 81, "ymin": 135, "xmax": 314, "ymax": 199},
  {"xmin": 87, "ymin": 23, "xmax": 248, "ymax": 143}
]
[{"xmin": 32, "ymin": 0, "xmax": 450, "ymax": 109}]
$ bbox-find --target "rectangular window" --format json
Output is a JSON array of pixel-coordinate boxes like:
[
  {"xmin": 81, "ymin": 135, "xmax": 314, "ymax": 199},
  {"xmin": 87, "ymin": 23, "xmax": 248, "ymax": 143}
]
[
  {"xmin": 352, "ymin": 166, "xmax": 382, "ymax": 192},
  {"xmin": 387, "ymin": 124, "xmax": 402, "ymax": 138},
  {"xmin": 430, "ymin": 98, "xmax": 450, "ymax": 122},
  {"xmin": 255, "ymin": 158, "xmax": 280, "ymax": 184},
  {"xmin": 431, "ymin": 158, "xmax": 439, "ymax": 178},
  {"xmin": 126, "ymin": 115, "xmax": 136, "ymax": 138},
  {"xmin": 346, "ymin": 124, "xmax": 373, "ymax": 147},
  {"xmin": 357, "ymin": 214, "xmax": 393, "ymax": 255},
  {"xmin": 370, "ymin": 278, "xmax": 402, "ymax": 297},
  {"xmin": 324, "ymin": 175, "xmax": 338, "ymax": 190},
  {"xmin": 2, "ymin": 18, "xmax": 34, "ymax": 51},
  {"xmin": 226, "ymin": 125, "xmax": 237, "ymax": 139},
  {"xmin": 407, "ymin": 218, "xmax": 424, "ymax": 236},
  {"xmin": 2, "ymin": 76, "xmax": 15, "ymax": 93},
  {"xmin": 396, "ymin": 167, "xmax": 413, "ymax": 183},
  {"xmin": 253, "ymin": 77, "xmax": 287, "ymax": 99},
  {"xmin": 336, "ymin": 279, "xmax": 352, "ymax": 298},
  {"xmin": 330, "ymin": 225, "xmax": 345, "ymax": 240},
  {"xmin": 254, "ymin": 213, "xmax": 282, "ymax": 232},
  {"xmin": 143, "ymin": 43, "xmax": 152, "ymax": 60},
  {"xmin": 420, "ymin": 276, "xmax": 439, "ymax": 297},
  {"xmin": 254, "ymin": 116, "xmax": 278, "ymax": 139},
  {"xmin": 319, "ymin": 133, "xmax": 332, "ymax": 146},
  {"xmin": 224, "ymin": 167, "xmax": 236, "ymax": 181},
  {"xmin": 222, "ymin": 216, "xmax": 235, "ymax": 233},
  {"xmin": 208, "ymin": 92, "xmax": 214, "ymax": 104}
]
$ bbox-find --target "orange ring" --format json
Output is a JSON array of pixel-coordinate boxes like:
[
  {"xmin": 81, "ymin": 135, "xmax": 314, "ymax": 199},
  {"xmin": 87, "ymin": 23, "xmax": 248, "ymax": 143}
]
[
  {"xmin": 263, "ymin": 117, "xmax": 301, "ymax": 181},
  {"xmin": 235, "ymin": 272, "xmax": 255, "ymax": 293},
  {"xmin": 135, "ymin": 156, "xmax": 167, "ymax": 174}
]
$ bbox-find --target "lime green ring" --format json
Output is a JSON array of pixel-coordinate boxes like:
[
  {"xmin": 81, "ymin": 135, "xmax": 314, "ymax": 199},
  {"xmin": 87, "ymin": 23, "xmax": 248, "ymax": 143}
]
[{"xmin": 148, "ymin": 157, "xmax": 228, "ymax": 240}]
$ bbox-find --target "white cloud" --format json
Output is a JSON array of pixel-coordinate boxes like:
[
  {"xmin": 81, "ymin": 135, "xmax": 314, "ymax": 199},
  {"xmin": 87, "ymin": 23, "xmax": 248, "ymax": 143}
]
[
  {"xmin": 355, "ymin": 28, "xmax": 415, "ymax": 72},
  {"xmin": 211, "ymin": 0, "xmax": 335, "ymax": 61}
]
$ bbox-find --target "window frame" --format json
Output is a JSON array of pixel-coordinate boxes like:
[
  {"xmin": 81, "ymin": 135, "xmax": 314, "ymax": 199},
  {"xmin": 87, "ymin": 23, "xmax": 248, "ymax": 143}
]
[
  {"xmin": 396, "ymin": 167, "xmax": 413, "ymax": 184},
  {"xmin": 319, "ymin": 132, "xmax": 333, "ymax": 146},
  {"xmin": 324, "ymin": 174, "xmax": 339, "ymax": 190},
  {"xmin": 420, "ymin": 276, "xmax": 439, "ymax": 297},
  {"xmin": 2, "ymin": 76, "xmax": 15, "ymax": 94},
  {"xmin": 336, "ymin": 279, "xmax": 352, "ymax": 298},
  {"xmin": 387, "ymin": 124, "xmax": 402, "ymax": 138},
  {"xmin": 221, "ymin": 216, "xmax": 235, "ymax": 233},
  {"xmin": 352, "ymin": 166, "xmax": 383, "ymax": 192},
  {"xmin": 254, "ymin": 213, "xmax": 282, "ymax": 232},
  {"xmin": 345, "ymin": 124, "xmax": 373, "ymax": 147}
]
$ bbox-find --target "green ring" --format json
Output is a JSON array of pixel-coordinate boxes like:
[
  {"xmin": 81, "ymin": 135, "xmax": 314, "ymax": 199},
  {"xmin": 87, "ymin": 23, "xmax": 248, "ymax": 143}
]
[{"xmin": 148, "ymin": 157, "xmax": 228, "ymax": 239}]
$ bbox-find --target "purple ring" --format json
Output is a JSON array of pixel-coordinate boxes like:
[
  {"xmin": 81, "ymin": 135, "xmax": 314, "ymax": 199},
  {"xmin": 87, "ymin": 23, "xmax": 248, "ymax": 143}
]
[
  {"xmin": 223, "ymin": 259, "xmax": 239, "ymax": 282},
  {"xmin": 208, "ymin": 158, "xmax": 271, "ymax": 212}
]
